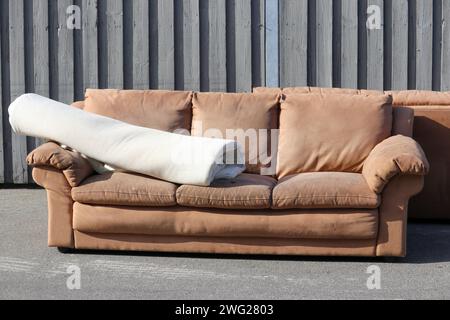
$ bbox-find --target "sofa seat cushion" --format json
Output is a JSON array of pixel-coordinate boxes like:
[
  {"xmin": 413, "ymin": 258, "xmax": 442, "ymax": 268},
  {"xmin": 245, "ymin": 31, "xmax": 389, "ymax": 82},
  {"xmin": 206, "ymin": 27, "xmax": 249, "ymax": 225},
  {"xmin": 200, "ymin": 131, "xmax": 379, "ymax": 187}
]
[
  {"xmin": 72, "ymin": 172, "xmax": 178, "ymax": 207},
  {"xmin": 272, "ymin": 172, "xmax": 380, "ymax": 210},
  {"xmin": 73, "ymin": 203, "xmax": 379, "ymax": 240},
  {"xmin": 277, "ymin": 93, "xmax": 393, "ymax": 178},
  {"xmin": 176, "ymin": 174, "xmax": 277, "ymax": 209}
]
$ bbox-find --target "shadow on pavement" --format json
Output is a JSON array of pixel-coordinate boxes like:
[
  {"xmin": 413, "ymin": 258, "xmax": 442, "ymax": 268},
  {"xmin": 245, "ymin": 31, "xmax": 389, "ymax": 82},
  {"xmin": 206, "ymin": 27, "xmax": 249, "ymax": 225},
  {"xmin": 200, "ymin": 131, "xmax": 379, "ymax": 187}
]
[{"xmin": 404, "ymin": 222, "xmax": 450, "ymax": 264}]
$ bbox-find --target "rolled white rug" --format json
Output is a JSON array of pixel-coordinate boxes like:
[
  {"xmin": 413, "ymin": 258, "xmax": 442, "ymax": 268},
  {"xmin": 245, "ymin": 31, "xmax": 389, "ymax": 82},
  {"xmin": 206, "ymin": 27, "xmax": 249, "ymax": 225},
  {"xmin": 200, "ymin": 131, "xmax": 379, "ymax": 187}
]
[{"xmin": 9, "ymin": 94, "xmax": 245, "ymax": 186}]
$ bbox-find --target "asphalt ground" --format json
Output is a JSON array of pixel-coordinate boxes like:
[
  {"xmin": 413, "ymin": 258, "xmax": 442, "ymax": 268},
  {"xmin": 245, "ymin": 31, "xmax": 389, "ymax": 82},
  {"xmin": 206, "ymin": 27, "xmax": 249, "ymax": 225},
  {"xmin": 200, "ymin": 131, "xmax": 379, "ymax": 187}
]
[{"xmin": 0, "ymin": 188, "xmax": 449, "ymax": 300}]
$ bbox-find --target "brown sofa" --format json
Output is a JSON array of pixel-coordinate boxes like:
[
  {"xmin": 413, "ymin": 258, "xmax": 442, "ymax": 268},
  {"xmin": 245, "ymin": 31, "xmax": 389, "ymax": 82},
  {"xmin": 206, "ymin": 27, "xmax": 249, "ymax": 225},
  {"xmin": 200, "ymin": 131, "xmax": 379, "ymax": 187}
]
[{"xmin": 27, "ymin": 88, "xmax": 430, "ymax": 257}]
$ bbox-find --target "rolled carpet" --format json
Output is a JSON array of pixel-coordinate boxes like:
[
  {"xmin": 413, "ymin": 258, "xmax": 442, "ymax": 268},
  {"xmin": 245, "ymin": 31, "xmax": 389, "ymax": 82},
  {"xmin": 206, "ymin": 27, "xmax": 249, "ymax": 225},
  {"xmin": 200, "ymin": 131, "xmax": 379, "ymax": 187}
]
[{"xmin": 9, "ymin": 94, "xmax": 245, "ymax": 186}]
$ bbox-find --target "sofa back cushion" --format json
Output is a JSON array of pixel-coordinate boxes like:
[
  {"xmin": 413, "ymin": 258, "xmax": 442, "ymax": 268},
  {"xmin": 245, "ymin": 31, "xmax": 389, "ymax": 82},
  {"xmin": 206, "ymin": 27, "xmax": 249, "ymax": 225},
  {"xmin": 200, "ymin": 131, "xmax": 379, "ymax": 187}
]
[
  {"xmin": 388, "ymin": 90, "xmax": 450, "ymax": 106},
  {"xmin": 192, "ymin": 92, "xmax": 280, "ymax": 174},
  {"xmin": 254, "ymin": 86, "xmax": 383, "ymax": 96},
  {"xmin": 255, "ymin": 86, "xmax": 412, "ymax": 137},
  {"xmin": 277, "ymin": 93, "xmax": 393, "ymax": 178},
  {"xmin": 84, "ymin": 89, "xmax": 193, "ymax": 132}
]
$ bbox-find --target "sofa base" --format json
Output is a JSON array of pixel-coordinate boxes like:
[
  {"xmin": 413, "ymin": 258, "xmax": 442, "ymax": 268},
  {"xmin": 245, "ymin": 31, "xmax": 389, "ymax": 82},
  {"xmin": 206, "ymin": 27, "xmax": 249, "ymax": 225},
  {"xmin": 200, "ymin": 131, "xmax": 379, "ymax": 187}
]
[{"xmin": 73, "ymin": 231, "xmax": 378, "ymax": 257}]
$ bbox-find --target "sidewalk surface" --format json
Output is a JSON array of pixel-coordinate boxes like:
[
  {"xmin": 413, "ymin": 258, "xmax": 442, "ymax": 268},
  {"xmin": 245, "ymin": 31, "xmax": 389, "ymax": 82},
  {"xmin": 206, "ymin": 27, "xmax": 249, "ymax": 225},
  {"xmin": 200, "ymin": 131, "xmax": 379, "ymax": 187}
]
[{"xmin": 0, "ymin": 188, "xmax": 449, "ymax": 300}]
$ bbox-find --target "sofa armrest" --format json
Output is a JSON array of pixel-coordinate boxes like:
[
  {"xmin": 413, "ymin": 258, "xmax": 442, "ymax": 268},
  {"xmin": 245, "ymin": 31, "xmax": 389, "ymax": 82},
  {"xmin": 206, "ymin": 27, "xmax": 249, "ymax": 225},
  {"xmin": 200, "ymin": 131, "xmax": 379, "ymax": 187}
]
[
  {"xmin": 363, "ymin": 135, "xmax": 430, "ymax": 194},
  {"xmin": 27, "ymin": 142, "xmax": 94, "ymax": 187}
]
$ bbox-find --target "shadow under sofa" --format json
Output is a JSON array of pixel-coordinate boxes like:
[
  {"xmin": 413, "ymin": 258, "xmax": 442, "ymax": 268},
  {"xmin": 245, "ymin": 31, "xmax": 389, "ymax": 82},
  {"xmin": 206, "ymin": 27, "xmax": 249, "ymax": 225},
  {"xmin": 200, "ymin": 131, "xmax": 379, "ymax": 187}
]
[{"xmin": 27, "ymin": 88, "xmax": 429, "ymax": 257}]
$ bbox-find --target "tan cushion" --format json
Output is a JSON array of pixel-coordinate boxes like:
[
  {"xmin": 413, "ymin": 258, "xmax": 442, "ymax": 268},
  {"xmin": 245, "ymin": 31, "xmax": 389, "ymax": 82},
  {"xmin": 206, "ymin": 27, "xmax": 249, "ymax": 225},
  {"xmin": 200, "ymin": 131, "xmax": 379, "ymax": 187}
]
[
  {"xmin": 253, "ymin": 86, "xmax": 384, "ymax": 96},
  {"xmin": 84, "ymin": 89, "xmax": 193, "ymax": 132},
  {"xmin": 277, "ymin": 93, "xmax": 393, "ymax": 178},
  {"xmin": 176, "ymin": 174, "xmax": 277, "ymax": 209},
  {"xmin": 254, "ymin": 87, "xmax": 412, "ymax": 138},
  {"xmin": 272, "ymin": 172, "xmax": 380, "ymax": 209},
  {"xmin": 362, "ymin": 135, "xmax": 430, "ymax": 194},
  {"xmin": 27, "ymin": 142, "xmax": 94, "ymax": 187},
  {"xmin": 388, "ymin": 90, "xmax": 450, "ymax": 106},
  {"xmin": 191, "ymin": 92, "xmax": 280, "ymax": 174},
  {"xmin": 73, "ymin": 204, "xmax": 379, "ymax": 240},
  {"xmin": 72, "ymin": 172, "xmax": 178, "ymax": 207}
]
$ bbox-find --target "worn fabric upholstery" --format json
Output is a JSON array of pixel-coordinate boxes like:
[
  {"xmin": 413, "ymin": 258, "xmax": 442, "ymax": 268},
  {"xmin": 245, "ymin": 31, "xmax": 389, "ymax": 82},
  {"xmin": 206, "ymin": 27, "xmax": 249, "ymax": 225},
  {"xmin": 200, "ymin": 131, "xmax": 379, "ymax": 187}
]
[
  {"xmin": 32, "ymin": 167, "xmax": 75, "ymax": 248},
  {"xmin": 176, "ymin": 174, "xmax": 277, "ymax": 210},
  {"xmin": 277, "ymin": 93, "xmax": 393, "ymax": 178},
  {"xmin": 84, "ymin": 89, "xmax": 193, "ymax": 132},
  {"xmin": 362, "ymin": 135, "xmax": 430, "ymax": 194},
  {"xmin": 272, "ymin": 172, "xmax": 380, "ymax": 209},
  {"xmin": 73, "ymin": 204, "xmax": 379, "ymax": 240},
  {"xmin": 74, "ymin": 232, "xmax": 377, "ymax": 257},
  {"xmin": 376, "ymin": 175, "xmax": 424, "ymax": 257},
  {"xmin": 191, "ymin": 92, "xmax": 280, "ymax": 174},
  {"xmin": 72, "ymin": 172, "xmax": 178, "ymax": 207},
  {"xmin": 27, "ymin": 142, "xmax": 94, "ymax": 187},
  {"xmin": 388, "ymin": 90, "xmax": 450, "ymax": 106},
  {"xmin": 253, "ymin": 86, "xmax": 384, "ymax": 96},
  {"xmin": 254, "ymin": 87, "xmax": 414, "ymax": 138}
]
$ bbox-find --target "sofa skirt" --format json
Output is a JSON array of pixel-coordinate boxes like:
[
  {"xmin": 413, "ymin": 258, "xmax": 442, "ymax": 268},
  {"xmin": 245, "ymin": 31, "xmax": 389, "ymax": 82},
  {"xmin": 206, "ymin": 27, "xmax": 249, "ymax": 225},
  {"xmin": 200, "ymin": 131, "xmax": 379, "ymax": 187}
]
[{"xmin": 74, "ymin": 231, "xmax": 377, "ymax": 257}]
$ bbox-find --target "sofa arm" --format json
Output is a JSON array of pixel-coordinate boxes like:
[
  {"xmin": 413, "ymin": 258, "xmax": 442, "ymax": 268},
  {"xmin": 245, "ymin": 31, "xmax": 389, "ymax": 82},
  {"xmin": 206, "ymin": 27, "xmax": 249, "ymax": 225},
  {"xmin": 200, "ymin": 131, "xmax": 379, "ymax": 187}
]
[
  {"xmin": 27, "ymin": 142, "xmax": 94, "ymax": 187},
  {"xmin": 363, "ymin": 135, "xmax": 430, "ymax": 194}
]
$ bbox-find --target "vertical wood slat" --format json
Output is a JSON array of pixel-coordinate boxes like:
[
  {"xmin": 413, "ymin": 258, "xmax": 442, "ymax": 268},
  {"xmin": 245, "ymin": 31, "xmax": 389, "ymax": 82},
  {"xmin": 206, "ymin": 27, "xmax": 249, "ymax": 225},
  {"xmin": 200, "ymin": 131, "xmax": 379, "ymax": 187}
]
[
  {"xmin": 366, "ymin": 0, "xmax": 384, "ymax": 90},
  {"xmin": 158, "ymin": 0, "xmax": 175, "ymax": 90},
  {"xmin": 9, "ymin": 0, "xmax": 28, "ymax": 184},
  {"xmin": 181, "ymin": 0, "xmax": 200, "ymax": 91},
  {"xmin": 316, "ymin": 0, "xmax": 333, "ymax": 87},
  {"xmin": 390, "ymin": 0, "xmax": 409, "ymax": 90},
  {"xmin": 57, "ymin": 0, "xmax": 74, "ymax": 104},
  {"xmin": 132, "ymin": 0, "xmax": 150, "ymax": 89},
  {"xmin": 82, "ymin": 0, "xmax": 98, "ymax": 90},
  {"xmin": 442, "ymin": 0, "xmax": 450, "ymax": 91},
  {"xmin": 279, "ymin": 0, "xmax": 308, "ymax": 87},
  {"xmin": 232, "ymin": 0, "xmax": 252, "ymax": 92},
  {"xmin": 32, "ymin": 0, "xmax": 50, "ymax": 148},
  {"xmin": 340, "ymin": 0, "xmax": 358, "ymax": 88},
  {"xmin": 207, "ymin": 0, "xmax": 227, "ymax": 92},
  {"xmin": 416, "ymin": 0, "xmax": 434, "ymax": 90},
  {"xmin": 106, "ymin": 0, "xmax": 123, "ymax": 89},
  {"xmin": 0, "ymin": 19, "xmax": 3, "ymax": 184},
  {"xmin": 265, "ymin": 0, "xmax": 279, "ymax": 87},
  {"xmin": 33, "ymin": 0, "xmax": 50, "ymax": 98},
  {"xmin": 251, "ymin": 0, "xmax": 265, "ymax": 87}
]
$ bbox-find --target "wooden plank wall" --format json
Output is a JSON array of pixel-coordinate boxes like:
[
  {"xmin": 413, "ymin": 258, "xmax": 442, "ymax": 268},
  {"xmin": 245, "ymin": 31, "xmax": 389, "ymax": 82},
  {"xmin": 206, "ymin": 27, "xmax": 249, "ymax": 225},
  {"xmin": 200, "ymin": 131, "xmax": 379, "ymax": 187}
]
[
  {"xmin": 0, "ymin": 0, "xmax": 449, "ymax": 184},
  {"xmin": 0, "ymin": 0, "xmax": 265, "ymax": 184},
  {"xmin": 279, "ymin": 0, "xmax": 449, "ymax": 92}
]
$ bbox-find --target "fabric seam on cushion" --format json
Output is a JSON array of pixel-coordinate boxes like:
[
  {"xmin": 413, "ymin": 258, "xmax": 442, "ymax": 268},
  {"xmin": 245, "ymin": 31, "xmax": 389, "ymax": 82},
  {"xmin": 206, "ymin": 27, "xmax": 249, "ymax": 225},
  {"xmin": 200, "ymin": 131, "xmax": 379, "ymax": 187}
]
[
  {"xmin": 73, "ymin": 191, "xmax": 175, "ymax": 197},
  {"xmin": 274, "ymin": 195, "xmax": 379, "ymax": 200}
]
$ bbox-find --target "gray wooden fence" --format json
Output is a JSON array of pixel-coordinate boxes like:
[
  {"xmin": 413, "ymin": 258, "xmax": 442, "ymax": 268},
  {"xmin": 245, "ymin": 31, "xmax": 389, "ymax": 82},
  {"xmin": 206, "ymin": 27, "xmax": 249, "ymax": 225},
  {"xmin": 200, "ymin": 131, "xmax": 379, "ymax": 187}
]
[{"xmin": 0, "ymin": 0, "xmax": 449, "ymax": 184}]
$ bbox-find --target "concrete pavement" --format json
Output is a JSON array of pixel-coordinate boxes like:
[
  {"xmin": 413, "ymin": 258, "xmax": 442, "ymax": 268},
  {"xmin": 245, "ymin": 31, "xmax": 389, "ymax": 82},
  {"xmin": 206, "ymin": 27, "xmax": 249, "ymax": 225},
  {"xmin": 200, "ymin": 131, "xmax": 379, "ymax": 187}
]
[{"xmin": 1, "ymin": 188, "xmax": 449, "ymax": 300}]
